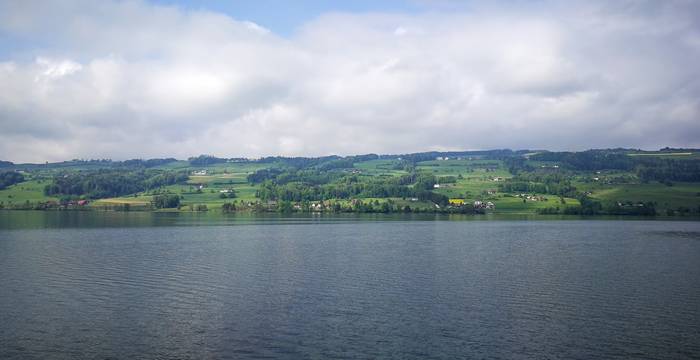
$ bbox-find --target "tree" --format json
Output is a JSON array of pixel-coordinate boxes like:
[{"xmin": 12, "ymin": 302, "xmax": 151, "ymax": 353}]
[
  {"xmin": 152, "ymin": 194, "xmax": 180, "ymax": 209},
  {"xmin": 278, "ymin": 200, "xmax": 293, "ymax": 213},
  {"xmin": 0, "ymin": 171, "xmax": 24, "ymax": 190},
  {"xmin": 222, "ymin": 202, "xmax": 236, "ymax": 213}
]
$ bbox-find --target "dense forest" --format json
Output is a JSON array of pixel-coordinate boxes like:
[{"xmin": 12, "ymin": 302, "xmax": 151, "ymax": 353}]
[
  {"xmin": 250, "ymin": 168, "xmax": 449, "ymax": 205},
  {"xmin": 498, "ymin": 172, "xmax": 576, "ymax": 197},
  {"xmin": 530, "ymin": 150, "xmax": 700, "ymax": 182},
  {"xmin": 0, "ymin": 171, "xmax": 24, "ymax": 190},
  {"xmin": 44, "ymin": 169, "xmax": 189, "ymax": 199}
]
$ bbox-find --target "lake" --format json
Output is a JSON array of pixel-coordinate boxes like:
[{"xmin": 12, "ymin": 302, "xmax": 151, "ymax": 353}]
[{"xmin": 1, "ymin": 211, "xmax": 699, "ymax": 359}]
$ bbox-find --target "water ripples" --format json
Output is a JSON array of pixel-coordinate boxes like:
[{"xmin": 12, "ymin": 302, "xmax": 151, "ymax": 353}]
[{"xmin": 1, "ymin": 220, "xmax": 700, "ymax": 359}]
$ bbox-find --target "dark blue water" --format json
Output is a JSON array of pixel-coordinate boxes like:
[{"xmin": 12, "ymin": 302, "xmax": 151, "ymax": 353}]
[{"xmin": 1, "ymin": 212, "xmax": 699, "ymax": 359}]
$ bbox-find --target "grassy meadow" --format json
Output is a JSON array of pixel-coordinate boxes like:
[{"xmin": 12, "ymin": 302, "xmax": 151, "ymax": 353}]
[{"xmin": 0, "ymin": 179, "xmax": 57, "ymax": 205}]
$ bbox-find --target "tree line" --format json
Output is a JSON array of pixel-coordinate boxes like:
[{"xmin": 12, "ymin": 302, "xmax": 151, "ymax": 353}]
[
  {"xmin": 0, "ymin": 171, "xmax": 24, "ymax": 190},
  {"xmin": 44, "ymin": 169, "xmax": 189, "ymax": 199},
  {"xmin": 249, "ymin": 168, "xmax": 450, "ymax": 206},
  {"xmin": 529, "ymin": 150, "xmax": 700, "ymax": 182}
]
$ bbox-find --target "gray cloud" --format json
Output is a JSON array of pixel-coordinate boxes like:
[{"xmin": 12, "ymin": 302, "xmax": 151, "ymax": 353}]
[{"xmin": 0, "ymin": 0, "xmax": 699, "ymax": 162}]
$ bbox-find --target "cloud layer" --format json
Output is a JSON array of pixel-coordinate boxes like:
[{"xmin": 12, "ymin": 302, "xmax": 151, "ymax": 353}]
[{"xmin": 1, "ymin": 0, "xmax": 699, "ymax": 162}]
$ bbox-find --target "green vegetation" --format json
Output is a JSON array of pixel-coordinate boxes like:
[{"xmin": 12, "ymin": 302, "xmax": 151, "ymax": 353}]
[
  {"xmin": 1, "ymin": 148, "xmax": 699, "ymax": 216},
  {"xmin": 44, "ymin": 169, "xmax": 189, "ymax": 199},
  {"xmin": 0, "ymin": 171, "xmax": 25, "ymax": 190},
  {"xmin": 152, "ymin": 194, "xmax": 181, "ymax": 209},
  {"xmin": 0, "ymin": 179, "xmax": 58, "ymax": 208}
]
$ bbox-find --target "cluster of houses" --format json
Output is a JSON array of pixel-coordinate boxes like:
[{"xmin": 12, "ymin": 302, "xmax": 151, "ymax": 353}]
[
  {"xmin": 192, "ymin": 170, "xmax": 208, "ymax": 176},
  {"xmin": 449, "ymin": 198, "xmax": 496, "ymax": 210},
  {"xmin": 64, "ymin": 199, "xmax": 89, "ymax": 206},
  {"xmin": 41, "ymin": 199, "xmax": 89, "ymax": 208},
  {"xmin": 297, "ymin": 201, "xmax": 338, "ymax": 212},
  {"xmin": 435, "ymin": 156, "xmax": 470, "ymax": 161},
  {"xmin": 234, "ymin": 197, "xmax": 499, "ymax": 213},
  {"xmin": 257, "ymin": 200, "xmax": 332, "ymax": 212},
  {"xmin": 515, "ymin": 194, "xmax": 547, "ymax": 201},
  {"xmin": 473, "ymin": 200, "xmax": 495, "ymax": 210},
  {"xmin": 616, "ymin": 201, "xmax": 646, "ymax": 207}
]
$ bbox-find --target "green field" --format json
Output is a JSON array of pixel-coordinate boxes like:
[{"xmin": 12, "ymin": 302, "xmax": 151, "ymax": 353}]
[
  {"xmin": 490, "ymin": 196, "xmax": 580, "ymax": 213},
  {"xmin": 584, "ymin": 182, "xmax": 700, "ymax": 211},
  {"xmin": 0, "ymin": 180, "xmax": 56, "ymax": 205},
  {"xmin": 627, "ymin": 152, "xmax": 699, "ymax": 159},
  {"xmin": 419, "ymin": 159, "xmax": 509, "ymax": 198},
  {"xmin": 353, "ymin": 159, "xmax": 407, "ymax": 176}
]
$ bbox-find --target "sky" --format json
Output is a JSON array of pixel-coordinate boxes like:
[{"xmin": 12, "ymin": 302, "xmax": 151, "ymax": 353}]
[{"xmin": 0, "ymin": 0, "xmax": 699, "ymax": 162}]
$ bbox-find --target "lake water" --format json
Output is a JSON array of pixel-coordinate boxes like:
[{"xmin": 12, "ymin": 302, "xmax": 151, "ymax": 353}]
[{"xmin": 1, "ymin": 211, "xmax": 699, "ymax": 359}]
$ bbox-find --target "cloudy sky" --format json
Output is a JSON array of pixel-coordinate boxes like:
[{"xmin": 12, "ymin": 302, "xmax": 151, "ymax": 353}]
[{"xmin": 0, "ymin": 0, "xmax": 699, "ymax": 162}]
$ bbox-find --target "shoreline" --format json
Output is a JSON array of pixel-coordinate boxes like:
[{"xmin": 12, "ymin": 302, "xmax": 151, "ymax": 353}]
[{"xmin": 1, "ymin": 208, "xmax": 699, "ymax": 221}]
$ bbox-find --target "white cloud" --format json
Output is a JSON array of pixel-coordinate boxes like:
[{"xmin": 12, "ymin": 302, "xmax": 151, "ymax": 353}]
[
  {"xmin": 0, "ymin": 0, "xmax": 699, "ymax": 162},
  {"xmin": 35, "ymin": 57, "xmax": 83, "ymax": 80}
]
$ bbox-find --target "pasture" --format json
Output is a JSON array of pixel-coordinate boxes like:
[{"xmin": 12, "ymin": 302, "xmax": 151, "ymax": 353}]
[
  {"xmin": 587, "ymin": 182, "xmax": 700, "ymax": 211},
  {"xmin": 353, "ymin": 159, "xmax": 408, "ymax": 176},
  {"xmin": 0, "ymin": 180, "xmax": 56, "ymax": 204}
]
